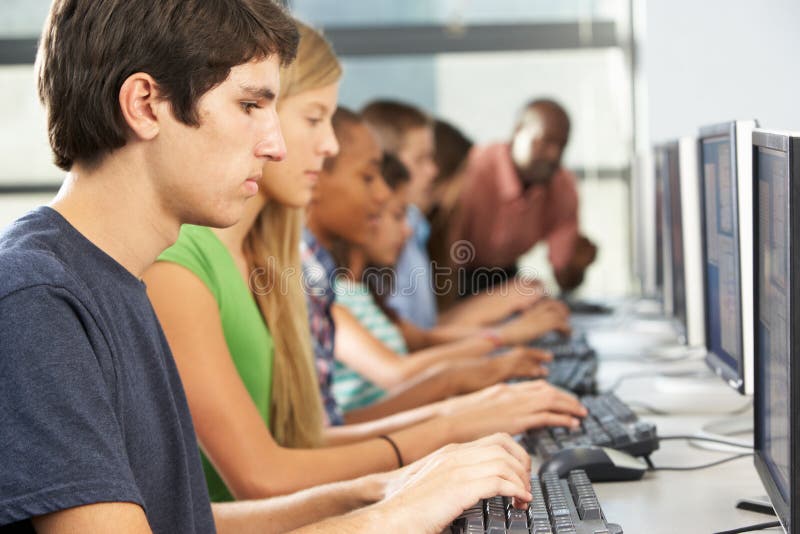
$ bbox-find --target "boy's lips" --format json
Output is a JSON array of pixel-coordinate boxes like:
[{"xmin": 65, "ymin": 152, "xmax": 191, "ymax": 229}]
[{"xmin": 244, "ymin": 175, "xmax": 260, "ymax": 195}]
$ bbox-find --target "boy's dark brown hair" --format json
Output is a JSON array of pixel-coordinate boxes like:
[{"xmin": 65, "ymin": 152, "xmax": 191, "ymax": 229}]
[
  {"xmin": 360, "ymin": 99, "xmax": 431, "ymax": 154},
  {"xmin": 36, "ymin": 0, "xmax": 299, "ymax": 171},
  {"xmin": 322, "ymin": 106, "xmax": 364, "ymax": 172},
  {"xmin": 433, "ymin": 118, "xmax": 473, "ymax": 188},
  {"xmin": 380, "ymin": 152, "xmax": 410, "ymax": 190}
]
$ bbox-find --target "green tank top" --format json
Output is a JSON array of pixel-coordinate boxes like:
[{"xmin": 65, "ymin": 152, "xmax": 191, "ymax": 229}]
[{"xmin": 158, "ymin": 225, "xmax": 274, "ymax": 502}]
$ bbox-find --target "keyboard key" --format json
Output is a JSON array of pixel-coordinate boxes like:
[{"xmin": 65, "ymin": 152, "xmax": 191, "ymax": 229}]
[
  {"xmin": 484, "ymin": 497, "xmax": 506, "ymax": 534},
  {"xmin": 506, "ymin": 507, "xmax": 528, "ymax": 533}
]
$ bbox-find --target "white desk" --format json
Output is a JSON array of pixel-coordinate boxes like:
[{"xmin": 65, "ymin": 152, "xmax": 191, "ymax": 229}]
[{"xmin": 565, "ymin": 312, "xmax": 783, "ymax": 533}]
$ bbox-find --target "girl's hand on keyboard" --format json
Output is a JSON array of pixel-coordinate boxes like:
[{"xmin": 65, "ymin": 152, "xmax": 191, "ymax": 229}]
[
  {"xmin": 446, "ymin": 347, "xmax": 552, "ymax": 395},
  {"xmin": 446, "ymin": 381, "xmax": 588, "ymax": 440},
  {"xmin": 497, "ymin": 298, "xmax": 571, "ymax": 345}
]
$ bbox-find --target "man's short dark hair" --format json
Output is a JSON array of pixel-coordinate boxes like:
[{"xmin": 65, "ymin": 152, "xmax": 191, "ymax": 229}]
[
  {"xmin": 36, "ymin": 0, "xmax": 299, "ymax": 171},
  {"xmin": 381, "ymin": 152, "xmax": 410, "ymax": 190}
]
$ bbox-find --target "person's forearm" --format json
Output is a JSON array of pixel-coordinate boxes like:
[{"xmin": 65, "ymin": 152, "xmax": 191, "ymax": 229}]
[
  {"xmin": 287, "ymin": 501, "xmax": 395, "ymax": 534},
  {"xmin": 226, "ymin": 439, "xmax": 402, "ymax": 499},
  {"xmin": 344, "ymin": 366, "xmax": 457, "ymax": 423},
  {"xmin": 330, "ymin": 417, "xmax": 462, "ymax": 473},
  {"xmin": 398, "ymin": 336, "xmax": 493, "ymax": 377},
  {"xmin": 437, "ymin": 292, "xmax": 513, "ymax": 328},
  {"xmin": 422, "ymin": 324, "xmax": 486, "ymax": 346},
  {"xmin": 325, "ymin": 401, "xmax": 443, "ymax": 445},
  {"xmin": 214, "ymin": 474, "xmax": 384, "ymax": 534},
  {"xmin": 399, "ymin": 320, "xmax": 481, "ymax": 351},
  {"xmin": 345, "ymin": 335, "xmax": 494, "ymax": 390}
]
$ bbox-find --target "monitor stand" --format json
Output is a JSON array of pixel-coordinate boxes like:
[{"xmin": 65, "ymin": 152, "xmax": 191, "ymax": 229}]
[
  {"xmin": 735, "ymin": 496, "xmax": 775, "ymax": 516},
  {"xmin": 694, "ymin": 406, "xmax": 775, "ymax": 517},
  {"xmin": 627, "ymin": 296, "xmax": 663, "ymax": 318},
  {"xmin": 647, "ymin": 371, "xmax": 749, "ymax": 415},
  {"xmin": 644, "ymin": 342, "xmax": 705, "ymax": 362}
]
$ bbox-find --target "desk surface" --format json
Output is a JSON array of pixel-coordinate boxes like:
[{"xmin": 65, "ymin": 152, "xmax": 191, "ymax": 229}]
[{"xmin": 568, "ymin": 311, "xmax": 783, "ymax": 533}]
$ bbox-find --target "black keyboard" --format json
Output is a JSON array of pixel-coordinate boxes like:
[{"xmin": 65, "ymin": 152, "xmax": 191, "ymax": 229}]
[
  {"xmin": 449, "ymin": 469, "xmax": 623, "ymax": 534},
  {"xmin": 531, "ymin": 332, "xmax": 594, "ymax": 359},
  {"xmin": 531, "ymin": 333, "xmax": 598, "ymax": 395},
  {"xmin": 565, "ymin": 299, "xmax": 614, "ymax": 315},
  {"xmin": 525, "ymin": 393, "xmax": 659, "ymax": 460},
  {"xmin": 545, "ymin": 358, "xmax": 597, "ymax": 395}
]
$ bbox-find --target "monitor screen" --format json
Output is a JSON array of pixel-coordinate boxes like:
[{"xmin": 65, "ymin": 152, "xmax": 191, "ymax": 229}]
[
  {"xmin": 755, "ymin": 140, "xmax": 792, "ymax": 527},
  {"xmin": 701, "ymin": 134, "xmax": 744, "ymax": 382},
  {"xmin": 665, "ymin": 144, "xmax": 688, "ymax": 332}
]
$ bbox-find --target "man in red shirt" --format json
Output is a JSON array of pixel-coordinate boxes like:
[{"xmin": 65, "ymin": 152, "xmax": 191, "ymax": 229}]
[{"xmin": 454, "ymin": 99, "xmax": 597, "ymax": 292}]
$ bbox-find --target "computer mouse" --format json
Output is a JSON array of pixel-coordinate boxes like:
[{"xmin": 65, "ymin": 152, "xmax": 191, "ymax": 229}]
[{"xmin": 538, "ymin": 446, "xmax": 648, "ymax": 482}]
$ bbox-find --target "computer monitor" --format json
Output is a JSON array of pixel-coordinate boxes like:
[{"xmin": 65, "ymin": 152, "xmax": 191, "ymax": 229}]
[
  {"xmin": 654, "ymin": 138, "xmax": 705, "ymax": 348},
  {"xmin": 654, "ymin": 152, "xmax": 665, "ymax": 303},
  {"xmin": 632, "ymin": 150, "xmax": 659, "ymax": 297},
  {"xmin": 699, "ymin": 120, "xmax": 757, "ymax": 395},
  {"xmin": 678, "ymin": 137, "xmax": 706, "ymax": 348},
  {"xmin": 656, "ymin": 141, "xmax": 684, "ymax": 329},
  {"xmin": 753, "ymin": 129, "xmax": 800, "ymax": 533}
]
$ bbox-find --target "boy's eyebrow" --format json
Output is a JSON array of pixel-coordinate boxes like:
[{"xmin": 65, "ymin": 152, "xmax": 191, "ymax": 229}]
[{"xmin": 239, "ymin": 83, "xmax": 277, "ymax": 101}]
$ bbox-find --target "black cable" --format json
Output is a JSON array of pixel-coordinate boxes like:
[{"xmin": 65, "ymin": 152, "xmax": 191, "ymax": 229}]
[
  {"xmin": 658, "ymin": 434, "xmax": 754, "ymax": 449},
  {"xmin": 712, "ymin": 520, "xmax": 782, "ymax": 534},
  {"xmin": 648, "ymin": 452, "xmax": 752, "ymax": 471}
]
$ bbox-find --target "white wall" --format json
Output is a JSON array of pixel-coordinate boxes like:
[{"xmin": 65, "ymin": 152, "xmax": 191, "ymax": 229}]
[
  {"xmin": 0, "ymin": 194, "xmax": 54, "ymax": 229},
  {"xmin": 641, "ymin": 0, "xmax": 800, "ymax": 145},
  {"xmin": 0, "ymin": 66, "xmax": 62, "ymax": 185},
  {"xmin": 435, "ymin": 48, "xmax": 632, "ymax": 170}
]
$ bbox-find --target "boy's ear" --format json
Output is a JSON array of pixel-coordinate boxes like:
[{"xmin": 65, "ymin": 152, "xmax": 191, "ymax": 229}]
[{"xmin": 118, "ymin": 72, "xmax": 165, "ymax": 141}]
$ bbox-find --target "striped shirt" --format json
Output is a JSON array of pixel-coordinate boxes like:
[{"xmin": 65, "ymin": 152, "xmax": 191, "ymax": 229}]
[{"xmin": 332, "ymin": 279, "xmax": 409, "ymax": 412}]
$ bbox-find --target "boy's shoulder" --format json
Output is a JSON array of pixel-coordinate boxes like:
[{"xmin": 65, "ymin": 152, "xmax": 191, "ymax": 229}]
[{"xmin": 0, "ymin": 208, "xmax": 85, "ymax": 301}]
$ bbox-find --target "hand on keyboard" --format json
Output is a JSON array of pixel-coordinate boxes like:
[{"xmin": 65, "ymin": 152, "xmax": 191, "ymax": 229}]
[
  {"xmin": 451, "ymin": 469, "xmax": 624, "ymax": 534},
  {"xmin": 378, "ymin": 433, "xmax": 533, "ymax": 534},
  {"xmin": 524, "ymin": 392, "xmax": 660, "ymax": 468},
  {"xmin": 496, "ymin": 299, "xmax": 572, "ymax": 346},
  {"xmin": 502, "ymin": 277, "xmax": 548, "ymax": 314},
  {"xmin": 445, "ymin": 348, "xmax": 552, "ymax": 396},
  {"xmin": 442, "ymin": 382, "xmax": 588, "ymax": 441}
]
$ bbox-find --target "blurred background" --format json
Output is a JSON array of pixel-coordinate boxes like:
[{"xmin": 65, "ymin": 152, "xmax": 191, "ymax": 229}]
[{"xmin": 2, "ymin": 0, "xmax": 799, "ymax": 298}]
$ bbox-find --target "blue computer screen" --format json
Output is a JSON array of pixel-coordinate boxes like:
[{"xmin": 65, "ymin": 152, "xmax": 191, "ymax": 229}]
[
  {"xmin": 702, "ymin": 135, "xmax": 743, "ymax": 375},
  {"xmin": 756, "ymin": 145, "xmax": 791, "ymax": 504}
]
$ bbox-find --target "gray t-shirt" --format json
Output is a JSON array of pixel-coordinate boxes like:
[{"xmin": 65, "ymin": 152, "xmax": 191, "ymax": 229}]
[{"xmin": 0, "ymin": 207, "xmax": 215, "ymax": 533}]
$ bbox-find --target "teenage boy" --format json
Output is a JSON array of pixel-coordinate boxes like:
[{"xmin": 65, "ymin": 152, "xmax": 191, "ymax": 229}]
[
  {"xmin": 0, "ymin": 2, "xmax": 537, "ymax": 533},
  {"xmin": 360, "ymin": 100, "xmax": 439, "ymax": 328}
]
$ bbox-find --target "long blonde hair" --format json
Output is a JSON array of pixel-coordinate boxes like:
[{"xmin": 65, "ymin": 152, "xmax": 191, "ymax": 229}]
[{"xmin": 243, "ymin": 20, "xmax": 342, "ymax": 448}]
